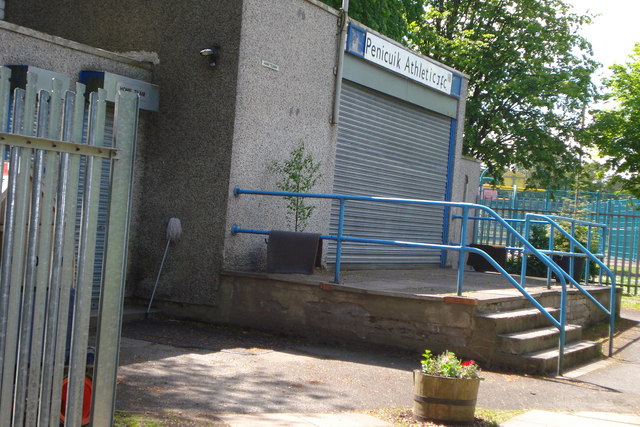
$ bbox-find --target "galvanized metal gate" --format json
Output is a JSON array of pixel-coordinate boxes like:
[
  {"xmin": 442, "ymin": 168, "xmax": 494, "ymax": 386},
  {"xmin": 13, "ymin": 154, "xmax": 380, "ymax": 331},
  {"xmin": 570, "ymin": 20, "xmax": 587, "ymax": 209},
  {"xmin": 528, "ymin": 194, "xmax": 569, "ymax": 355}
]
[
  {"xmin": 0, "ymin": 68, "xmax": 139, "ymax": 426},
  {"xmin": 329, "ymin": 80, "xmax": 452, "ymax": 266}
]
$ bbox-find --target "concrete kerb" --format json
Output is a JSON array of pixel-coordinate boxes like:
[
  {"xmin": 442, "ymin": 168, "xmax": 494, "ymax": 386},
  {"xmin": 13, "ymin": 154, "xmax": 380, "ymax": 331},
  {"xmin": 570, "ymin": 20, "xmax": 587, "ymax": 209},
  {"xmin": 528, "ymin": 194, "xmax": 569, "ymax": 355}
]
[
  {"xmin": 216, "ymin": 413, "xmax": 392, "ymax": 427},
  {"xmin": 502, "ymin": 410, "xmax": 640, "ymax": 426}
]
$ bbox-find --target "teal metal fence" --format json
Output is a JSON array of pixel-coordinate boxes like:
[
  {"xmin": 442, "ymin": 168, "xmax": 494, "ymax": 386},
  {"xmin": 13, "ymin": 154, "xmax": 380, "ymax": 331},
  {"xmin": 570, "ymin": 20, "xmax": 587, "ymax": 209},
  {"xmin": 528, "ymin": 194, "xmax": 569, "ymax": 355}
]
[{"xmin": 476, "ymin": 188, "xmax": 640, "ymax": 294}]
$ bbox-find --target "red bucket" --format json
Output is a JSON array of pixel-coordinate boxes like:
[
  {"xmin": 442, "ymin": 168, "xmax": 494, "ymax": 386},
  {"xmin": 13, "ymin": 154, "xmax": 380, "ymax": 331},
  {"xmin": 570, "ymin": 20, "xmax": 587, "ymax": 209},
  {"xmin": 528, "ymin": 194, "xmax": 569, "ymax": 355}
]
[{"xmin": 60, "ymin": 376, "xmax": 93, "ymax": 426}]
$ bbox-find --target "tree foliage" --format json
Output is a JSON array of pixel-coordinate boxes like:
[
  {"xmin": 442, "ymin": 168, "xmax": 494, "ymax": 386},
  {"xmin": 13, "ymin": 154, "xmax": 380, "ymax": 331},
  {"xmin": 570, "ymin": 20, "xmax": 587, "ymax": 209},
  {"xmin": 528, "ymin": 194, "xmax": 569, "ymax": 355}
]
[
  {"xmin": 269, "ymin": 141, "xmax": 323, "ymax": 232},
  {"xmin": 588, "ymin": 43, "xmax": 640, "ymax": 198},
  {"xmin": 406, "ymin": 0, "xmax": 597, "ymax": 188},
  {"xmin": 322, "ymin": 0, "xmax": 598, "ymax": 188},
  {"xmin": 322, "ymin": 0, "xmax": 423, "ymax": 42}
]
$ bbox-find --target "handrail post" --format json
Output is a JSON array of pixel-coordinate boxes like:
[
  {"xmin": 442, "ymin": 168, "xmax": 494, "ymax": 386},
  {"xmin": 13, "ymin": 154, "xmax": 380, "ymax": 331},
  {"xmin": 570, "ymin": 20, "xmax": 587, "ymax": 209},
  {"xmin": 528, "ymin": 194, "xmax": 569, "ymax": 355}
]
[
  {"xmin": 334, "ymin": 199, "xmax": 346, "ymax": 283},
  {"xmin": 521, "ymin": 217, "xmax": 531, "ymax": 288},
  {"xmin": 609, "ymin": 276, "xmax": 616, "ymax": 356},
  {"xmin": 456, "ymin": 206, "xmax": 469, "ymax": 296},
  {"xmin": 586, "ymin": 225, "xmax": 592, "ymax": 283},
  {"xmin": 569, "ymin": 221, "xmax": 576, "ymax": 285},
  {"xmin": 547, "ymin": 226, "xmax": 555, "ymax": 288},
  {"xmin": 558, "ymin": 283, "xmax": 567, "ymax": 376}
]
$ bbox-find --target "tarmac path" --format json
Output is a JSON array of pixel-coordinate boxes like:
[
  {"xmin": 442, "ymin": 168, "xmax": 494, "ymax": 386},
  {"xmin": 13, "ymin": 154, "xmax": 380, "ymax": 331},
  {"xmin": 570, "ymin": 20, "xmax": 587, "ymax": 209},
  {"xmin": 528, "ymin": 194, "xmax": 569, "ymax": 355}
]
[{"xmin": 115, "ymin": 311, "xmax": 640, "ymax": 425}]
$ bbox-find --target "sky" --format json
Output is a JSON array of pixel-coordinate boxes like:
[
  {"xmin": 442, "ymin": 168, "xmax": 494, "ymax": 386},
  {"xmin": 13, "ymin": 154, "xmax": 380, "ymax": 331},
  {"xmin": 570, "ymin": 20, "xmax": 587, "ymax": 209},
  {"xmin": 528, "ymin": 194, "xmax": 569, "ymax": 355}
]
[{"xmin": 565, "ymin": 0, "xmax": 640, "ymax": 84}]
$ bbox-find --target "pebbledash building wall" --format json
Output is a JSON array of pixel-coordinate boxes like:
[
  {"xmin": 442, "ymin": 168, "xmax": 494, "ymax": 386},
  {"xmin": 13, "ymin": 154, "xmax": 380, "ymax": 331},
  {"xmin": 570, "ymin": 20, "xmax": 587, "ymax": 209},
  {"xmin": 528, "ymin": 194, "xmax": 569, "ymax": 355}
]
[{"xmin": 6, "ymin": 0, "xmax": 478, "ymax": 319}]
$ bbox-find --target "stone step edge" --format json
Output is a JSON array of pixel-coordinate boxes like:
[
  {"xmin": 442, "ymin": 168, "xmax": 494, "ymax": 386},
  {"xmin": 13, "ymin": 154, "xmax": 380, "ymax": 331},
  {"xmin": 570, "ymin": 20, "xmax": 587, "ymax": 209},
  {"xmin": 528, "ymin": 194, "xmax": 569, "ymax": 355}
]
[
  {"xmin": 477, "ymin": 306, "xmax": 559, "ymax": 320},
  {"xmin": 498, "ymin": 324, "xmax": 581, "ymax": 341},
  {"xmin": 490, "ymin": 340, "xmax": 602, "ymax": 375},
  {"xmin": 522, "ymin": 340, "xmax": 601, "ymax": 360}
]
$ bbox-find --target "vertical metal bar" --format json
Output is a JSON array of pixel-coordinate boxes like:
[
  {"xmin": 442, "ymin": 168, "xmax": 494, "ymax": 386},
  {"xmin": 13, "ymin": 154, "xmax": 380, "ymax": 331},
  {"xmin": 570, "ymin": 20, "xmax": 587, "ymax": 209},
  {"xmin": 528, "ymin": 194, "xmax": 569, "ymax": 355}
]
[
  {"xmin": 49, "ymin": 84, "xmax": 85, "ymax": 427},
  {"xmin": 602, "ymin": 204, "xmax": 610, "ymax": 285},
  {"xmin": 39, "ymin": 90, "xmax": 77, "ymax": 427},
  {"xmin": 521, "ymin": 217, "xmax": 530, "ymax": 288},
  {"xmin": 569, "ymin": 221, "xmax": 575, "ymax": 285},
  {"xmin": 440, "ymin": 204, "xmax": 451, "ymax": 268},
  {"xmin": 13, "ymin": 89, "xmax": 50, "ymax": 427},
  {"xmin": 0, "ymin": 67, "xmax": 10, "ymax": 131},
  {"xmin": 330, "ymin": 0, "xmax": 349, "ymax": 125},
  {"xmin": 558, "ymin": 280, "xmax": 567, "ymax": 376},
  {"xmin": 91, "ymin": 91, "xmax": 140, "ymax": 427},
  {"xmin": 489, "ymin": 199, "xmax": 497, "ymax": 245},
  {"xmin": 65, "ymin": 89, "xmax": 106, "ymax": 427},
  {"xmin": 0, "ymin": 66, "xmax": 12, "ymax": 389},
  {"xmin": 334, "ymin": 199, "xmax": 346, "ymax": 283},
  {"xmin": 0, "ymin": 68, "xmax": 9, "ymax": 204},
  {"xmin": 457, "ymin": 206, "xmax": 469, "ymax": 296},
  {"xmin": 547, "ymin": 224, "xmax": 555, "ymax": 288},
  {"xmin": 477, "ymin": 204, "xmax": 485, "ymax": 245},
  {"xmin": 508, "ymin": 186, "xmax": 517, "ymax": 249},
  {"xmin": 633, "ymin": 212, "xmax": 640, "ymax": 295},
  {"xmin": 493, "ymin": 198, "xmax": 501, "ymax": 245},
  {"xmin": 0, "ymin": 96, "xmax": 26, "ymax": 426},
  {"xmin": 501, "ymin": 197, "xmax": 509, "ymax": 244},
  {"xmin": 584, "ymin": 225, "xmax": 592, "ymax": 284},
  {"xmin": 0, "ymin": 74, "xmax": 38, "ymax": 427},
  {"xmin": 24, "ymin": 80, "xmax": 64, "ymax": 426},
  {"xmin": 544, "ymin": 190, "xmax": 550, "ymax": 212},
  {"xmin": 625, "ymin": 211, "xmax": 638, "ymax": 294},
  {"xmin": 612, "ymin": 202, "xmax": 620, "ymax": 290},
  {"xmin": 603, "ymin": 219, "xmax": 610, "ymax": 286},
  {"xmin": 0, "ymin": 91, "xmax": 25, "ymax": 423},
  {"xmin": 495, "ymin": 198, "xmax": 500, "ymax": 245},
  {"xmin": 441, "ymin": 118, "xmax": 457, "ymax": 267},
  {"xmin": 620, "ymin": 210, "xmax": 628, "ymax": 291},
  {"xmin": 609, "ymin": 275, "xmax": 616, "ymax": 356},
  {"xmin": 625, "ymin": 203, "xmax": 637, "ymax": 294}
]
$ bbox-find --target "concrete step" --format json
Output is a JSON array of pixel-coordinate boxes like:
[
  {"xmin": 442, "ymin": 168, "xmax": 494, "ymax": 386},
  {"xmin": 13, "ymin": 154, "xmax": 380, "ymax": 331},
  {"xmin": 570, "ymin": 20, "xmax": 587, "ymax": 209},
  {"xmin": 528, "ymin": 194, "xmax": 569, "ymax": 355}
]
[
  {"xmin": 498, "ymin": 324, "xmax": 582, "ymax": 355},
  {"xmin": 494, "ymin": 340, "xmax": 602, "ymax": 375},
  {"xmin": 476, "ymin": 307, "xmax": 559, "ymax": 334}
]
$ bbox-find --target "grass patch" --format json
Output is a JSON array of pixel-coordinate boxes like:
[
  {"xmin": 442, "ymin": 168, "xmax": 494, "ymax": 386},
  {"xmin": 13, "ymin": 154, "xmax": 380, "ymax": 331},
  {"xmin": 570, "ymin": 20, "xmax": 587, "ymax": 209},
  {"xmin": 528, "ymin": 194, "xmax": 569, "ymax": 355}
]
[
  {"xmin": 582, "ymin": 316, "xmax": 638, "ymax": 342},
  {"xmin": 113, "ymin": 411, "xmax": 224, "ymax": 426},
  {"xmin": 368, "ymin": 407, "xmax": 524, "ymax": 426},
  {"xmin": 114, "ymin": 412, "xmax": 163, "ymax": 427},
  {"xmin": 622, "ymin": 293, "xmax": 640, "ymax": 310}
]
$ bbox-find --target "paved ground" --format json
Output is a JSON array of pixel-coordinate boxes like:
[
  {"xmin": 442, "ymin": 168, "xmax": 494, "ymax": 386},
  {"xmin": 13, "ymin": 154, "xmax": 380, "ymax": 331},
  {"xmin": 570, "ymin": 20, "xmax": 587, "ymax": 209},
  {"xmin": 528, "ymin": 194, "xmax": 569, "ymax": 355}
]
[{"xmin": 115, "ymin": 308, "xmax": 640, "ymax": 426}]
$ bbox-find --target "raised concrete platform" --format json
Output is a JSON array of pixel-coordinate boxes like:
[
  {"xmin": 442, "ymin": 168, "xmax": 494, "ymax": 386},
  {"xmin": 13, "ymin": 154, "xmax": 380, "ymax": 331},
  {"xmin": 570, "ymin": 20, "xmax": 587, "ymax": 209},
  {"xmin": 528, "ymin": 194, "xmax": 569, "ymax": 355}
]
[{"xmin": 145, "ymin": 268, "xmax": 620, "ymax": 374}]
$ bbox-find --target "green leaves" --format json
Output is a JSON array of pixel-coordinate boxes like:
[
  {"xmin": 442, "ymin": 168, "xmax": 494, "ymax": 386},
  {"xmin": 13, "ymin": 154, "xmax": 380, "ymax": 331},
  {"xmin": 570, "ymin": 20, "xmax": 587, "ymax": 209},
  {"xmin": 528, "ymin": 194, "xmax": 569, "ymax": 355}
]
[
  {"xmin": 588, "ymin": 43, "xmax": 640, "ymax": 198},
  {"xmin": 409, "ymin": 0, "xmax": 597, "ymax": 187},
  {"xmin": 420, "ymin": 349, "xmax": 482, "ymax": 379},
  {"xmin": 269, "ymin": 141, "xmax": 323, "ymax": 232},
  {"xmin": 323, "ymin": 0, "xmax": 424, "ymax": 42}
]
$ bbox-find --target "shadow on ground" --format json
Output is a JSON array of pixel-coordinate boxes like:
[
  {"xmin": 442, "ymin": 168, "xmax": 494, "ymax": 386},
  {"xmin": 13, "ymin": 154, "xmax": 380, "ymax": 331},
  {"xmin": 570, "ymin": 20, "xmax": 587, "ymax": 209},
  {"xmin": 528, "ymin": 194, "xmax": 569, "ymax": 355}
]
[
  {"xmin": 117, "ymin": 318, "xmax": 417, "ymax": 415},
  {"xmin": 116, "ymin": 314, "xmax": 640, "ymax": 418}
]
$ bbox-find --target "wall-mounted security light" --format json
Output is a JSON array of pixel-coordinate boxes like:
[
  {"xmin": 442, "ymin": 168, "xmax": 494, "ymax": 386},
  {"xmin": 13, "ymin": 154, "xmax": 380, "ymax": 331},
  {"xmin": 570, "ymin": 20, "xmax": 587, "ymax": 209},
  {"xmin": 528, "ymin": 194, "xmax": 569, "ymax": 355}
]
[{"xmin": 199, "ymin": 46, "xmax": 219, "ymax": 67}]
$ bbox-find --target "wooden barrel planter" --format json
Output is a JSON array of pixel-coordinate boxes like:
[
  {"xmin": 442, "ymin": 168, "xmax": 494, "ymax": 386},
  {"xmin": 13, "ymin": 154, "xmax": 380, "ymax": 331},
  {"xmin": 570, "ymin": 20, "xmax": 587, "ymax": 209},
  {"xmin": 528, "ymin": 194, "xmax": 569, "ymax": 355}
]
[{"xmin": 413, "ymin": 370, "xmax": 480, "ymax": 425}]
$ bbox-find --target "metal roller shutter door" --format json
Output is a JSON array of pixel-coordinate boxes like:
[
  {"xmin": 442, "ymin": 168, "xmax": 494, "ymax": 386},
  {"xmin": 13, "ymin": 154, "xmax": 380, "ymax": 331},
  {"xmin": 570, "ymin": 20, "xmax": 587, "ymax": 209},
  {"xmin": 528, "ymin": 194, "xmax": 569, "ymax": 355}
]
[{"xmin": 329, "ymin": 80, "xmax": 452, "ymax": 266}]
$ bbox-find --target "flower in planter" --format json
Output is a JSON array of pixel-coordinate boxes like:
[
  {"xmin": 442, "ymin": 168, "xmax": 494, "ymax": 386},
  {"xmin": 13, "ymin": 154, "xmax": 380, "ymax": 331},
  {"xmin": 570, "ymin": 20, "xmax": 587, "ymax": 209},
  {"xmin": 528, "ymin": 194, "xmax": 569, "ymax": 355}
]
[{"xmin": 420, "ymin": 350, "xmax": 482, "ymax": 379}]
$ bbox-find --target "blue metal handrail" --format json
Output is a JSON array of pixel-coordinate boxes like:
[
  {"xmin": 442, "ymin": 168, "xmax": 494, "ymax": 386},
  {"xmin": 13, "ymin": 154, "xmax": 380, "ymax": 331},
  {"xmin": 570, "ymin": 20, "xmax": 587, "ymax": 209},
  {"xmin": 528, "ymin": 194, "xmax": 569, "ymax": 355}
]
[
  {"xmin": 524, "ymin": 214, "xmax": 617, "ymax": 356},
  {"xmin": 232, "ymin": 186, "xmax": 579, "ymax": 374}
]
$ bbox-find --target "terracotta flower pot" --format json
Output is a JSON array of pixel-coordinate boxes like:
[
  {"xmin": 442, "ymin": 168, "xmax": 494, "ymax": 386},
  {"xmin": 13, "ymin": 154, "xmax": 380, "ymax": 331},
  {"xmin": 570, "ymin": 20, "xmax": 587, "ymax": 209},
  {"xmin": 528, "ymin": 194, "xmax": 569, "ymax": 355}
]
[{"xmin": 413, "ymin": 370, "xmax": 480, "ymax": 425}]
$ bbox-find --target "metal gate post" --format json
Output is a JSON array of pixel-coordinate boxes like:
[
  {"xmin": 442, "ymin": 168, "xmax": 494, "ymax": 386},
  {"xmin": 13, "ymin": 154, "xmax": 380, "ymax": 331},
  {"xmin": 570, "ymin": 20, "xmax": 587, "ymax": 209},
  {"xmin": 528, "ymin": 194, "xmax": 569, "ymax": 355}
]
[{"xmin": 91, "ymin": 91, "xmax": 140, "ymax": 426}]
